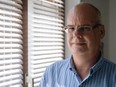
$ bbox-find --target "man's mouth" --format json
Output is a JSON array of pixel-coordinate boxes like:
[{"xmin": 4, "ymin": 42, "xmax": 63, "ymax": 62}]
[{"xmin": 72, "ymin": 42, "xmax": 86, "ymax": 45}]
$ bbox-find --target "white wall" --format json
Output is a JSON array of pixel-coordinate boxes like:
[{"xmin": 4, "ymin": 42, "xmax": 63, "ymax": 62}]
[
  {"xmin": 109, "ymin": 0, "xmax": 116, "ymax": 63},
  {"xmin": 65, "ymin": 0, "xmax": 116, "ymax": 63}
]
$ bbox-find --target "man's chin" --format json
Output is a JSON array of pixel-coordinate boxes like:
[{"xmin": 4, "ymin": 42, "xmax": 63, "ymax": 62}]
[
  {"xmin": 71, "ymin": 47, "xmax": 87, "ymax": 54},
  {"xmin": 72, "ymin": 44, "xmax": 86, "ymax": 49}
]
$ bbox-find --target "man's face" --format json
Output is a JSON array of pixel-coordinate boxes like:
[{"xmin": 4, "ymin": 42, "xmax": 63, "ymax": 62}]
[{"xmin": 66, "ymin": 6, "xmax": 105, "ymax": 56}]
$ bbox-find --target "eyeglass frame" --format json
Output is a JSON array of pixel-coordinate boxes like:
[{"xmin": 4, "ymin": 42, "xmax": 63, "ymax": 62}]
[{"xmin": 63, "ymin": 23, "xmax": 101, "ymax": 34}]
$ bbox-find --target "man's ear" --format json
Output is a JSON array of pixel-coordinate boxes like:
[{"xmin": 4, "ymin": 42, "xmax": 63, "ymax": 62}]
[{"xmin": 99, "ymin": 25, "xmax": 105, "ymax": 39}]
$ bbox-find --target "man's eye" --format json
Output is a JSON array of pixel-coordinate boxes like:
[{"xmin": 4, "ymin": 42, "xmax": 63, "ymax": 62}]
[
  {"xmin": 68, "ymin": 27, "xmax": 74, "ymax": 32},
  {"xmin": 79, "ymin": 27, "xmax": 91, "ymax": 31},
  {"xmin": 68, "ymin": 27, "xmax": 74, "ymax": 29}
]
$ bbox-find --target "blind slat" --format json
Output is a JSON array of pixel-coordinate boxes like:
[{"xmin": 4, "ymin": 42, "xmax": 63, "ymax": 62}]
[
  {"xmin": 41, "ymin": 0, "xmax": 63, "ymax": 7},
  {"xmin": 0, "ymin": 27, "xmax": 22, "ymax": 33},
  {"xmin": 32, "ymin": 72, "xmax": 44, "ymax": 79},
  {"xmin": 0, "ymin": 44, "xmax": 23, "ymax": 48},
  {"xmin": 32, "ymin": 42, "xmax": 64, "ymax": 46},
  {"xmin": 33, "ymin": 3, "xmax": 64, "ymax": 16},
  {"xmin": 0, "ymin": 33, "xmax": 22, "ymax": 38},
  {"xmin": 34, "ymin": 0, "xmax": 64, "ymax": 12},
  {"xmin": 33, "ymin": 24, "xmax": 63, "ymax": 30},
  {"xmin": 53, "ymin": 0, "xmax": 64, "ymax": 4},
  {"xmin": 33, "ymin": 19, "xmax": 63, "ymax": 27},
  {"xmin": 15, "ymin": 0, "xmax": 23, "ymax": 4},
  {"xmin": 32, "ymin": 50, "xmax": 64, "ymax": 55},
  {"xmin": 0, "ymin": 0, "xmax": 23, "ymax": 86},
  {"xmin": 0, "ymin": 69, "xmax": 23, "ymax": 76},
  {"xmin": 0, "ymin": 3, "xmax": 22, "ymax": 14},
  {"xmin": 32, "ymin": 54, "xmax": 64, "ymax": 59},
  {"xmin": 31, "ymin": 46, "xmax": 64, "ymax": 50},
  {"xmin": 0, "ymin": 39, "xmax": 23, "ymax": 44},
  {"xmin": 31, "ymin": 58, "xmax": 62, "ymax": 66},
  {"xmin": 33, "ymin": 15, "xmax": 63, "ymax": 23},
  {"xmin": 33, "ymin": 38, "xmax": 64, "ymax": 42},
  {"xmin": 0, "ymin": 79, "xmax": 22, "ymax": 87},
  {"xmin": 0, "ymin": 64, "xmax": 22, "ymax": 71},
  {"xmin": 0, "ymin": 0, "xmax": 22, "ymax": 9},
  {"xmin": 0, "ymin": 15, "xmax": 22, "ymax": 24},
  {"xmin": 0, "ymin": 59, "xmax": 22, "ymax": 65},
  {"xmin": 29, "ymin": 0, "xmax": 64, "ymax": 86},
  {"xmin": 32, "ymin": 29, "xmax": 64, "ymax": 34},
  {"xmin": 0, "ymin": 21, "xmax": 22, "ymax": 28},
  {"xmin": 34, "ymin": 9, "xmax": 63, "ymax": 19},
  {"xmin": 0, "ymin": 74, "xmax": 22, "ymax": 82},
  {"xmin": 0, "ymin": 9, "xmax": 22, "ymax": 19},
  {"xmin": 0, "ymin": 54, "xmax": 22, "ymax": 59}
]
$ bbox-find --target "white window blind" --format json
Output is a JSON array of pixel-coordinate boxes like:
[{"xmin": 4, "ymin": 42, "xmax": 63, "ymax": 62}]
[
  {"xmin": 28, "ymin": 0, "xmax": 64, "ymax": 87},
  {"xmin": 0, "ymin": 0, "xmax": 23, "ymax": 87}
]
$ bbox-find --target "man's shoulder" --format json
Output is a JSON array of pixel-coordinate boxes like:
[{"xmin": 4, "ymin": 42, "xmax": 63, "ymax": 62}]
[
  {"xmin": 51, "ymin": 58, "xmax": 70, "ymax": 67},
  {"xmin": 103, "ymin": 58, "xmax": 116, "ymax": 66},
  {"xmin": 46, "ymin": 58, "xmax": 70, "ymax": 72},
  {"xmin": 102, "ymin": 58, "xmax": 116, "ymax": 72}
]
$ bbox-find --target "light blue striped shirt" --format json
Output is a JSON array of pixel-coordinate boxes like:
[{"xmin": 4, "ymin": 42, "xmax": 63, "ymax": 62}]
[{"xmin": 39, "ymin": 56, "xmax": 116, "ymax": 87}]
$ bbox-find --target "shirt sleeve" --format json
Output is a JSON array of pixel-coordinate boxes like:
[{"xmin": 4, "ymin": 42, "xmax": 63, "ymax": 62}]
[
  {"xmin": 38, "ymin": 68, "xmax": 48, "ymax": 87},
  {"xmin": 38, "ymin": 64, "xmax": 54, "ymax": 87},
  {"xmin": 38, "ymin": 76, "xmax": 44, "ymax": 87}
]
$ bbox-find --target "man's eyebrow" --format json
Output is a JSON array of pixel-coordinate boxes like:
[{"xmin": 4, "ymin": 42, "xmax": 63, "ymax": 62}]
[
  {"xmin": 79, "ymin": 24, "xmax": 92, "ymax": 26},
  {"xmin": 66, "ymin": 25, "xmax": 74, "ymax": 26},
  {"xmin": 66, "ymin": 24, "xmax": 92, "ymax": 27}
]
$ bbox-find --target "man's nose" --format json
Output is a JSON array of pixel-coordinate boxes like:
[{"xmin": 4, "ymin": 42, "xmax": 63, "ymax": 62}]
[{"xmin": 73, "ymin": 29, "xmax": 83, "ymax": 38}]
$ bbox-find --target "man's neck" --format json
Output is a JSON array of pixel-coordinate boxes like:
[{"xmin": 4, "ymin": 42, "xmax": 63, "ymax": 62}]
[{"xmin": 72, "ymin": 52, "xmax": 101, "ymax": 80}]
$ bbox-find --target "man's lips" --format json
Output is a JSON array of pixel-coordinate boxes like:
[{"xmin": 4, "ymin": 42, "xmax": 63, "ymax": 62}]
[{"xmin": 71, "ymin": 42, "xmax": 86, "ymax": 45}]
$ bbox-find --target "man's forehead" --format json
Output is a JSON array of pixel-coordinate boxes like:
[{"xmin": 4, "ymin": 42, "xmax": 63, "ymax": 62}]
[{"xmin": 67, "ymin": 4, "xmax": 99, "ymax": 25}]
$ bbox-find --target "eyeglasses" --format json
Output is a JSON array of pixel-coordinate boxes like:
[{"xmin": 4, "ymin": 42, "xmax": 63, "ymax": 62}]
[{"xmin": 63, "ymin": 24, "xmax": 101, "ymax": 34}]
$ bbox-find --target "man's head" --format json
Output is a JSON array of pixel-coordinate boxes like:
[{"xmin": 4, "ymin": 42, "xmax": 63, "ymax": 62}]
[{"xmin": 65, "ymin": 3, "xmax": 105, "ymax": 56}]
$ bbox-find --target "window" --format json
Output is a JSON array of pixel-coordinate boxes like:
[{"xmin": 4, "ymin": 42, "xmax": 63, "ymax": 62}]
[
  {"xmin": 0, "ymin": 0, "xmax": 23, "ymax": 86},
  {"xmin": 28, "ymin": 0, "xmax": 65, "ymax": 86},
  {"xmin": 0, "ymin": 0, "xmax": 64, "ymax": 87}
]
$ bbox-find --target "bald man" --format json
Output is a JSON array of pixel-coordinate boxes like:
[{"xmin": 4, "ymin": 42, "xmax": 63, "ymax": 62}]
[{"xmin": 39, "ymin": 2, "xmax": 116, "ymax": 87}]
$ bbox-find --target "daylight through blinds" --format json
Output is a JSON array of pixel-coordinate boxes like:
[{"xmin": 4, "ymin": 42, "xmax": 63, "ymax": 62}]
[
  {"xmin": 0, "ymin": 0, "xmax": 23, "ymax": 86},
  {"xmin": 28, "ymin": 0, "xmax": 64, "ymax": 87}
]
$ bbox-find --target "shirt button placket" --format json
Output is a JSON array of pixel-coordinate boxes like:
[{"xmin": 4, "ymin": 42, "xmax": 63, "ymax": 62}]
[{"xmin": 79, "ymin": 84, "xmax": 83, "ymax": 87}]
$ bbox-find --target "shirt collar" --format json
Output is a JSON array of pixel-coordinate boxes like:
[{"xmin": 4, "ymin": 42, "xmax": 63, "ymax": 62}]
[
  {"xmin": 69, "ymin": 56, "xmax": 77, "ymax": 74},
  {"xmin": 90, "ymin": 55, "xmax": 105, "ymax": 75},
  {"xmin": 69, "ymin": 55, "xmax": 105, "ymax": 75}
]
